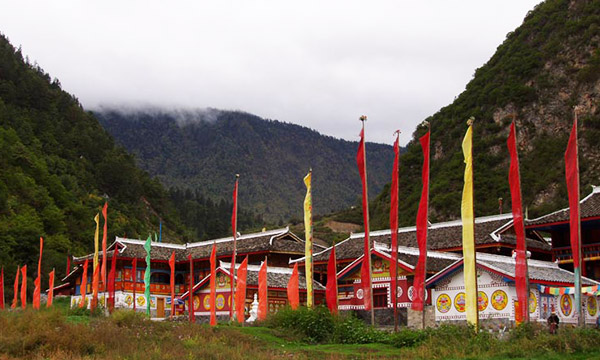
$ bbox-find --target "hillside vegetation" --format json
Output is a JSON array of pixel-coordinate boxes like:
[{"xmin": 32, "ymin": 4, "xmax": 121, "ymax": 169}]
[
  {"xmin": 95, "ymin": 108, "xmax": 395, "ymax": 223},
  {"xmin": 337, "ymin": 0, "xmax": 600, "ymax": 229}
]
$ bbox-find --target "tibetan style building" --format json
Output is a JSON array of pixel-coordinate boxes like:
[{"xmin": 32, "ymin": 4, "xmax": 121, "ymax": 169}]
[{"xmin": 62, "ymin": 227, "xmax": 321, "ymax": 319}]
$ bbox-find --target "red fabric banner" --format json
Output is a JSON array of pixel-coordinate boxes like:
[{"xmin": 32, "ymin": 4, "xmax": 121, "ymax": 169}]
[
  {"xmin": 235, "ymin": 256, "xmax": 248, "ymax": 323},
  {"xmin": 169, "ymin": 251, "xmax": 176, "ymax": 318},
  {"xmin": 66, "ymin": 256, "xmax": 71, "ymax": 277},
  {"xmin": 326, "ymin": 246, "xmax": 338, "ymax": 315},
  {"xmin": 356, "ymin": 128, "xmax": 372, "ymax": 311},
  {"xmin": 91, "ymin": 266, "xmax": 99, "ymax": 311},
  {"xmin": 108, "ymin": 246, "xmax": 117, "ymax": 312},
  {"xmin": 210, "ymin": 243, "xmax": 217, "ymax": 326},
  {"xmin": 33, "ymin": 237, "xmax": 43, "ymax": 310},
  {"xmin": 101, "ymin": 202, "xmax": 108, "ymax": 288},
  {"xmin": 390, "ymin": 133, "xmax": 400, "ymax": 316},
  {"xmin": 188, "ymin": 255, "xmax": 194, "ymax": 322},
  {"xmin": 0, "ymin": 267, "xmax": 4, "ymax": 310},
  {"xmin": 412, "ymin": 131, "xmax": 430, "ymax": 311},
  {"xmin": 12, "ymin": 266, "xmax": 19, "ymax": 309},
  {"xmin": 132, "ymin": 258, "xmax": 137, "ymax": 312},
  {"xmin": 79, "ymin": 260, "xmax": 87, "ymax": 308},
  {"xmin": 508, "ymin": 122, "xmax": 529, "ymax": 322},
  {"xmin": 287, "ymin": 263, "xmax": 299, "ymax": 310},
  {"xmin": 47, "ymin": 269, "xmax": 55, "ymax": 308},
  {"xmin": 20, "ymin": 265, "xmax": 27, "ymax": 309},
  {"xmin": 258, "ymin": 260, "xmax": 268, "ymax": 321},
  {"xmin": 230, "ymin": 177, "xmax": 238, "ymax": 319},
  {"xmin": 565, "ymin": 119, "xmax": 580, "ymax": 269}
]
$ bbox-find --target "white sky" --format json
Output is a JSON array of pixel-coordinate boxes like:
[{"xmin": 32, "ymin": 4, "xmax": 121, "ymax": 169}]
[{"xmin": 0, "ymin": 0, "xmax": 541, "ymax": 144}]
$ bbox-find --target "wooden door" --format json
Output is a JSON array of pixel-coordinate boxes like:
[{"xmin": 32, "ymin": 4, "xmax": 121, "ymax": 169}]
[{"xmin": 157, "ymin": 298, "xmax": 165, "ymax": 318}]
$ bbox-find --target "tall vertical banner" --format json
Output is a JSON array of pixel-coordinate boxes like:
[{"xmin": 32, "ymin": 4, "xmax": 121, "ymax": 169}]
[
  {"xmin": 33, "ymin": 237, "xmax": 43, "ymax": 310},
  {"xmin": 169, "ymin": 251, "xmax": 176, "ymax": 319},
  {"xmin": 235, "ymin": 256, "xmax": 248, "ymax": 323},
  {"xmin": 356, "ymin": 122, "xmax": 373, "ymax": 316},
  {"xmin": 101, "ymin": 203, "xmax": 108, "ymax": 291},
  {"xmin": 326, "ymin": 246, "xmax": 338, "ymax": 315},
  {"xmin": 132, "ymin": 258, "xmax": 137, "ymax": 312},
  {"xmin": 412, "ymin": 130, "xmax": 430, "ymax": 312},
  {"xmin": 79, "ymin": 260, "xmax": 88, "ymax": 308},
  {"xmin": 66, "ymin": 256, "xmax": 71, "ymax": 277},
  {"xmin": 390, "ymin": 132, "xmax": 400, "ymax": 327},
  {"xmin": 258, "ymin": 259, "xmax": 268, "ymax": 321},
  {"xmin": 303, "ymin": 171, "xmax": 314, "ymax": 308},
  {"xmin": 209, "ymin": 243, "xmax": 217, "ymax": 326},
  {"xmin": 461, "ymin": 119, "xmax": 479, "ymax": 328},
  {"xmin": 108, "ymin": 245, "xmax": 117, "ymax": 312},
  {"xmin": 507, "ymin": 122, "xmax": 530, "ymax": 323},
  {"xmin": 188, "ymin": 255, "xmax": 194, "ymax": 322},
  {"xmin": 47, "ymin": 269, "xmax": 55, "ymax": 308},
  {"xmin": 230, "ymin": 175, "xmax": 239, "ymax": 320},
  {"xmin": 565, "ymin": 115, "xmax": 583, "ymax": 325},
  {"xmin": 0, "ymin": 267, "xmax": 4, "ymax": 310},
  {"xmin": 20, "ymin": 265, "xmax": 27, "ymax": 309},
  {"xmin": 144, "ymin": 236, "xmax": 151, "ymax": 316},
  {"xmin": 12, "ymin": 266, "xmax": 19, "ymax": 309},
  {"xmin": 287, "ymin": 263, "xmax": 299, "ymax": 310},
  {"xmin": 92, "ymin": 214, "xmax": 100, "ymax": 310}
]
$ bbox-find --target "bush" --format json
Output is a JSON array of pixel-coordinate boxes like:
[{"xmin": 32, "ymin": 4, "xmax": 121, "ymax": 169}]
[
  {"xmin": 110, "ymin": 309, "xmax": 146, "ymax": 328},
  {"xmin": 386, "ymin": 328, "xmax": 427, "ymax": 348},
  {"xmin": 332, "ymin": 314, "xmax": 382, "ymax": 344},
  {"xmin": 266, "ymin": 306, "xmax": 335, "ymax": 343}
]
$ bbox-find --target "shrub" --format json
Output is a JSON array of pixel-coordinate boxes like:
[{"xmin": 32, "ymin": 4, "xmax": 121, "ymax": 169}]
[
  {"xmin": 266, "ymin": 306, "xmax": 334, "ymax": 343},
  {"xmin": 110, "ymin": 309, "xmax": 146, "ymax": 328},
  {"xmin": 332, "ymin": 314, "xmax": 382, "ymax": 344}
]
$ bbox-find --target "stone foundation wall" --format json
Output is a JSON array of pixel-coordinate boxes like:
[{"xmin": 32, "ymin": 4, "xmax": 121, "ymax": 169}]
[{"xmin": 407, "ymin": 306, "xmax": 435, "ymax": 329}]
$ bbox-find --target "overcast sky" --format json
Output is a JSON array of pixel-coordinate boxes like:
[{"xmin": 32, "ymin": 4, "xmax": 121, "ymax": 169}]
[{"xmin": 0, "ymin": 0, "xmax": 541, "ymax": 145}]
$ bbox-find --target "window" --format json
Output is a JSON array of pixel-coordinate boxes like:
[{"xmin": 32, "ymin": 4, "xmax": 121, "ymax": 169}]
[{"xmin": 373, "ymin": 287, "xmax": 388, "ymax": 309}]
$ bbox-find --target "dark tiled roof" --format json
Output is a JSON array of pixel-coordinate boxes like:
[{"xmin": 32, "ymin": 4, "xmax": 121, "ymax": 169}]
[
  {"xmin": 373, "ymin": 243, "xmax": 461, "ymax": 273},
  {"xmin": 527, "ymin": 186, "xmax": 600, "ymax": 226},
  {"xmin": 311, "ymin": 214, "xmax": 549, "ymax": 263}
]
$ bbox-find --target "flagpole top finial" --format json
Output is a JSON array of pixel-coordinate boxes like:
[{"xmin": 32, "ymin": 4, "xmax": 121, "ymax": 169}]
[
  {"xmin": 394, "ymin": 129, "xmax": 401, "ymax": 136},
  {"xmin": 309, "ymin": 167, "xmax": 312, "ymax": 172},
  {"xmin": 235, "ymin": 173, "xmax": 240, "ymax": 178},
  {"xmin": 467, "ymin": 117, "xmax": 475, "ymax": 126},
  {"xmin": 359, "ymin": 115, "xmax": 367, "ymax": 122},
  {"xmin": 422, "ymin": 120, "xmax": 429, "ymax": 128}
]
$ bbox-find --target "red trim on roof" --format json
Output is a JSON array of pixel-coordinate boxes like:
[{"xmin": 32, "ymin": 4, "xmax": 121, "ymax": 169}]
[{"xmin": 526, "ymin": 215, "xmax": 600, "ymax": 229}]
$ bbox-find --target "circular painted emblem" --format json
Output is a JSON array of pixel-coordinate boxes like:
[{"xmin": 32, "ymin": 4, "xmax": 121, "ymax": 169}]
[
  {"xmin": 491, "ymin": 290, "xmax": 508, "ymax": 311},
  {"xmin": 125, "ymin": 294, "xmax": 133, "ymax": 306},
  {"xmin": 356, "ymin": 288, "xmax": 364, "ymax": 300},
  {"xmin": 217, "ymin": 273, "xmax": 227, "ymax": 288},
  {"xmin": 454, "ymin": 292, "xmax": 466, "ymax": 313},
  {"xmin": 193, "ymin": 295, "xmax": 201, "ymax": 310},
  {"xmin": 397, "ymin": 286, "xmax": 403, "ymax": 299},
  {"xmin": 478, "ymin": 291, "xmax": 488, "ymax": 311},
  {"xmin": 587, "ymin": 296, "xmax": 597, "ymax": 316},
  {"xmin": 203, "ymin": 295, "xmax": 210, "ymax": 310},
  {"xmin": 436, "ymin": 293, "xmax": 451, "ymax": 313},
  {"xmin": 529, "ymin": 291, "xmax": 537, "ymax": 314},
  {"xmin": 560, "ymin": 294, "xmax": 572, "ymax": 317},
  {"xmin": 216, "ymin": 294, "xmax": 225, "ymax": 310},
  {"xmin": 408, "ymin": 286, "xmax": 427, "ymax": 301},
  {"xmin": 137, "ymin": 296, "xmax": 145, "ymax": 306}
]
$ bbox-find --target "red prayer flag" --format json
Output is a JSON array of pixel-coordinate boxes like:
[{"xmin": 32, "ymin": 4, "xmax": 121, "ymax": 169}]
[
  {"xmin": 565, "ymin": 119, "xmax": 580, "ymax": 269},
  {"xmin": 287, "ymin": 263, "xmax": 299, "ymax": 310},
  {"xmin": 412, "ymin": 131, "xmax": 430, "ymax": 311},
  {"xmin": 101, "ymin": 202, "xmax": 108, "ymax": 289},
  {"xmin": 12, "ymin": 266, "xmax": 19, "ymax": 309},
  {"xmin": 79, "ymin": 260, "xmax": 88, "ymax": 308},
  {"xmin": 356, "ymin": 128, "xmax": 372, "ymax": 311},
  {"xmin": 188, "ymin": 255, "xmax": 195, "ymax": 322},
  {"xmin": 169, "ymin": 251, "xmax": 176, "ymax": 318},
  {"xmin": 20, "ymin": 265, "xmax": 27, "ymax": 309},
  {"xmin": 66, "ymin": 256, "xmax": 71, "ymax": 277},
  {"xmin": 210, "ymin": 243, "xmax": 217, "ymax": 326},
  {"xmin": 108, "ymin": 246, "xmax": 117, "ymax": 312},
  {"xmin": 258, "ymin": 259, "xmax": 268, "ymax": 321},
  {"xmin": 508, "ymin": 122, "xmax": 529, "ymax": 322},
  {"xmin": 326, "ymin": 246, "xmax": 338, "ymax": 315},
  {"xmin": 230, "ymin": 176, "xmax": 239, "ymax": 319},
  {"xmin": 91, "ymin": 265, "xmax": 99, "ymax": 311},
  {"xmin": 132, "ymin": 258, "xmax": 137, "ymax": 312},
  {"xmin": 33, "ymin": 237, "xmax": 43, "ymax": 310},
  {"xmin": 235, "ymin": 256, "xmax": 248, "ymax": 323},
  {"xmin": 0, "ymin": 267, "xmax": 4, "ymax": 310},
  {"xmin": 390, "ymin": 132, "xmax": 400, "ymax": 318},
  {"xmin": 47, "ymin": 269, "xmax": 55, "ymax": 308}
]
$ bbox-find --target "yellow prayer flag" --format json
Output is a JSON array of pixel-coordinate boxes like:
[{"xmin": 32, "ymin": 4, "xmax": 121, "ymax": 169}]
[
  {"xmin": 304, "ymin": 171, "xmax": 314, "ymax": 307},
  {"xmin": 461, "ymin": 119, "xmax": 479, "ymax": 329},
  {"xmin": 93, "ymin": 213, "xmax": 100, "ymax": 271}
]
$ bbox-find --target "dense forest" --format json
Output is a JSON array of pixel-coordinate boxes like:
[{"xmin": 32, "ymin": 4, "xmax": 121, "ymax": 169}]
[
  {"xmin": 336, "ymin": 0, "xmax": 600, "ymax": 230},
  {"xmin": 95, "ymin": 108, "xmax": 396, "ymax": 223}
]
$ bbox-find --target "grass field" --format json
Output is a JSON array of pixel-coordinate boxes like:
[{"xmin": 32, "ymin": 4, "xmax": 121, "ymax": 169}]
[{"xmin": 1, "ymin": 300, "xmax": 600, "ymax": 359}]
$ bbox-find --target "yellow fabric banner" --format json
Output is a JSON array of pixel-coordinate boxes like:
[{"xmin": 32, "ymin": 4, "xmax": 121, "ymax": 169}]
[
  {"xmin": 93, "ymin": 213, "xmax": 100, "ymax": 271},
  {"xmin": 304, "ymin": 171, "xmax": 314, "ymax": 307},
  {"xmin": 461, "ymin": 120, "xmax": 479, "ymax": 328}
]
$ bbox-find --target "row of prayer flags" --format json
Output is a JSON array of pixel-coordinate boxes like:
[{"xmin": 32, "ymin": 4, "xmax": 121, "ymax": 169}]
[{"xmin": 538, "ymin": 284, "xmax": 599, "ymax": 296}]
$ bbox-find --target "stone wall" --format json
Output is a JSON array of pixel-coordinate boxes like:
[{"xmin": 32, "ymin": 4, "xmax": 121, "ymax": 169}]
[{"xmin": 407, "ymin": 305, "xmax": 435, "ymax": 329}]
